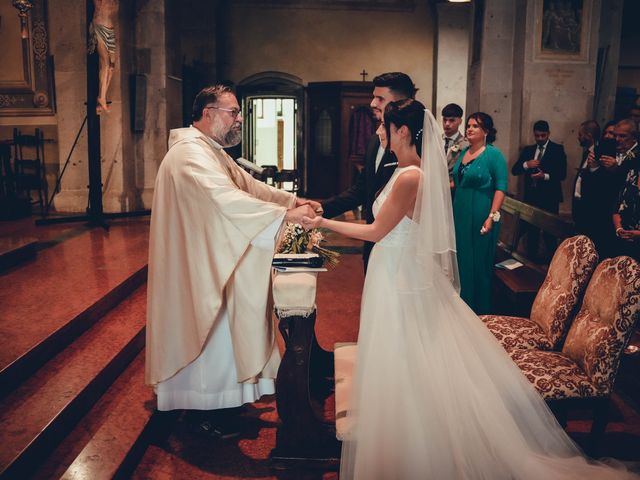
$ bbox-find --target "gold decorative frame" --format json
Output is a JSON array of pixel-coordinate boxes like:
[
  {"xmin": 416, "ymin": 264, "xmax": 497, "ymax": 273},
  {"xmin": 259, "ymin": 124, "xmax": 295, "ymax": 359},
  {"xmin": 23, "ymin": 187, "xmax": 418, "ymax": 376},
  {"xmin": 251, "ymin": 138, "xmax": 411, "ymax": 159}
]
[
  {"xmin": 0, "ymin": 0, "xmax": 55, "ymax": 116},
  {"xmin": 533, "ymin": 0, "xmax": 592, "ymax": 63}
]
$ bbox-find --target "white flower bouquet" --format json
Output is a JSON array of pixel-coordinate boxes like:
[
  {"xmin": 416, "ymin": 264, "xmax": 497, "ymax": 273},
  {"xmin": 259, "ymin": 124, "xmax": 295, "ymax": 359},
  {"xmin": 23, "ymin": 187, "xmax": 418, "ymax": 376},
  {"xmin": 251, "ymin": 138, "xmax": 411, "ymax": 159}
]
[{"xmin": 277, "ymin": 223, "xmax": 340, "ymax": 268}]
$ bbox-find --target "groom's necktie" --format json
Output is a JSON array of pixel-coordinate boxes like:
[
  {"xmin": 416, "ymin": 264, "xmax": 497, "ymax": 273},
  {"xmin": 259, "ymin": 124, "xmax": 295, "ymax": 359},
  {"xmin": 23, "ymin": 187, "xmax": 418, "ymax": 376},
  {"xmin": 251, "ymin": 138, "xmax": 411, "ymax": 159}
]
[{"xmin": 444, "ymin": 137, "xmax": 451, "ymax": 154}]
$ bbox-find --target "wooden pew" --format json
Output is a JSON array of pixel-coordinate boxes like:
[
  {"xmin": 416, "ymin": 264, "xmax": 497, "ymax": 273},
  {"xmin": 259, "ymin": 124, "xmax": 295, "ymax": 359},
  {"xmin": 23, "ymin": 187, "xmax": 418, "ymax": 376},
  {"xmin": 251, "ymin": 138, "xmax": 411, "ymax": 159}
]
[{"xmin": 493, "ymin": 196, "xmax": 575, "ymax": 316}]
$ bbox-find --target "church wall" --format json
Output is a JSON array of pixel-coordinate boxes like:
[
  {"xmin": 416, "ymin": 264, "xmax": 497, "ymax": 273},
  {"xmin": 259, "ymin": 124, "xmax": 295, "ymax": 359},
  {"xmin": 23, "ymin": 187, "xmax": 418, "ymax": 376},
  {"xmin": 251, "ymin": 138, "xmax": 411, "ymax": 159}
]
[
  {"xmin": 594, "ymin": 0, "xmax": 623, "ymax": 125},
  {"xmin": 44, "ymin": 0, "xmax": 179, "ymax": 213},
  {"xmin": 521, "ymin": 0, "xmax": 602, "ymax": 215},
  {"xmin": 617, "ymin": 0, "xmax": 640, "ymax": 112},
  {"xmin": 468, "ymin": 0, "xmax": 604, "ymax": 216},
  {"xmin": 220, "ymin": 3, "xmax": 435, "ymax": 109},
  {"xmin": 47, "ymin": 0, "xmax": 90, "ymax": 212},
  {"xmin": 435, "ymin": 3, "xmax": 471, "ymax": 121},
  {"xmin": 465, "ymin": 0, "xmax": 526, "ymax": 198}
]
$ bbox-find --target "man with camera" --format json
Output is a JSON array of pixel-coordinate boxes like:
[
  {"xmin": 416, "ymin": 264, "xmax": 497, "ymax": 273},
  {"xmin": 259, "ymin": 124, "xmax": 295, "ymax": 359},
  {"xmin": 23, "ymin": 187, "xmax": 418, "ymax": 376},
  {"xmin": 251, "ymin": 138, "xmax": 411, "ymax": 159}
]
[
  {"xmin": 572, "ymin": 120, "xmax": 618, "ymax": 257},
  {"xmin": 577, "ymin": 119, "xmax": 639, "ymax": 258},
  {"xmin": 512, "ymin": 120, "xmax": 567, "ymax": 260}
]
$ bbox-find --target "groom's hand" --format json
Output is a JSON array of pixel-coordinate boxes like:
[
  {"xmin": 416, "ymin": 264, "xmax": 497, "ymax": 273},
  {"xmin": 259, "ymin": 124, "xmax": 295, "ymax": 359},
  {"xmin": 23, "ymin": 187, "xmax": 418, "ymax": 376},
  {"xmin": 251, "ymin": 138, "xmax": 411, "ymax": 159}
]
[{"xmin": 285, "ymin": 204, "xmax": 316, "ymax": 226}]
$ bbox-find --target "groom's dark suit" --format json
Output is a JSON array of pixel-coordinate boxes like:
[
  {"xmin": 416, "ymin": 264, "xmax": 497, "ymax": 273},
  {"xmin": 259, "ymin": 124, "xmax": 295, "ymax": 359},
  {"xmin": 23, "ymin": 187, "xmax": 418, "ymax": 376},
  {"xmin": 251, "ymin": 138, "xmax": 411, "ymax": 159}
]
[{"xmin": 321, "ymin": 135, "xmax": 397, "ymax": 269}]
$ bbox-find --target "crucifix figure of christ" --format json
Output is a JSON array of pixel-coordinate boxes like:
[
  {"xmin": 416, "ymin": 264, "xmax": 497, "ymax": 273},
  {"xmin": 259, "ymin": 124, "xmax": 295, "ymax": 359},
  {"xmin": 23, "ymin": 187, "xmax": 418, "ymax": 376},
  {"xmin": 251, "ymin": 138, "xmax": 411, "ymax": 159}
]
[{"xmin": 88, "ymin": 0, "xmax": 118, "ymax": 114}]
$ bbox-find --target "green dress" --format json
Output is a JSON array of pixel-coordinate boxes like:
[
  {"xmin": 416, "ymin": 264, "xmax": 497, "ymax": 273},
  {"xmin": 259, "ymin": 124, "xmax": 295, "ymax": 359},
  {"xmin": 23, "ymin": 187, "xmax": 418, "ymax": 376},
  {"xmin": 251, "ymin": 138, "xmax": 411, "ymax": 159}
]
[{"xmin": 452, "ymin": 144, "xmax": 508, "ymax": 314}]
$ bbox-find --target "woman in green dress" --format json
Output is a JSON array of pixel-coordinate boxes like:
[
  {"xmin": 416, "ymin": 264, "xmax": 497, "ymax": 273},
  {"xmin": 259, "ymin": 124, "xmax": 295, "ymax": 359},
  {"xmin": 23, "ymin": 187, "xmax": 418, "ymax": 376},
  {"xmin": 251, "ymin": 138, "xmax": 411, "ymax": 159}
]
[{"xmin": 452, "ymin": 112, "xmax": 507, "ymax": 314}]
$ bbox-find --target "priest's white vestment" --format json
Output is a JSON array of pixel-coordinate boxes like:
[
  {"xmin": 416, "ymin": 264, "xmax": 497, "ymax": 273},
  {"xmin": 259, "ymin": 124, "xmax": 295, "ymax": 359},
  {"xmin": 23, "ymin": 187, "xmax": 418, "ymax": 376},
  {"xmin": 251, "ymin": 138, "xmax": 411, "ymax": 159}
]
[{"xmin": 145, "ymin": 126, "xmax": 296, "ymax": 410}]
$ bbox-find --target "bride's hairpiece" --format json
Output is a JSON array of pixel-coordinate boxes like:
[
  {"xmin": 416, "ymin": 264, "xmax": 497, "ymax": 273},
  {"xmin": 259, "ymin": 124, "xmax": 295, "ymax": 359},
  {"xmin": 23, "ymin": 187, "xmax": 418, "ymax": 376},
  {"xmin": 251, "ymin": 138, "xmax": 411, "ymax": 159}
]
[{"xmin": 415, "ymin": 128, "xmax": 423, "ymax": 140}]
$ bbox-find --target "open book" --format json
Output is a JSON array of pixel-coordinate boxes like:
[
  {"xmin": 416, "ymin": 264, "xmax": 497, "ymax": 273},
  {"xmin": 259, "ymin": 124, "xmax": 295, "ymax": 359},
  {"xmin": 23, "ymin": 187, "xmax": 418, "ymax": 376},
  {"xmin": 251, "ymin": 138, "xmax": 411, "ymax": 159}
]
[{"xmin": 495, "ymin": 258, "xmax": 523, "ymax": 270}]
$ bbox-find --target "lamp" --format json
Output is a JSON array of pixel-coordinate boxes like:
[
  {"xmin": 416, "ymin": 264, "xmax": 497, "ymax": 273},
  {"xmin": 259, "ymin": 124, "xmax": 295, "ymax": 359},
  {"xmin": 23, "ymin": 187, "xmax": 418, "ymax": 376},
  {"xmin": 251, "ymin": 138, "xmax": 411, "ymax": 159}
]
[{"xmin": 12, "ymin": 0, "xmax": 33, "ymax": 39}]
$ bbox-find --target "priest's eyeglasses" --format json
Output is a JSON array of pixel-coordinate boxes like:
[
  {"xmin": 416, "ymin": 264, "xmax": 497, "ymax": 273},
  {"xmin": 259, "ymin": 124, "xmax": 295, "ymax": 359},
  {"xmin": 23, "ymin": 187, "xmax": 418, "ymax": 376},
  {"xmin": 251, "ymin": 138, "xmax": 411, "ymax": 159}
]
[{"xmin": 205, "ymin": 106, "xmax": 241, "ymax": 119}]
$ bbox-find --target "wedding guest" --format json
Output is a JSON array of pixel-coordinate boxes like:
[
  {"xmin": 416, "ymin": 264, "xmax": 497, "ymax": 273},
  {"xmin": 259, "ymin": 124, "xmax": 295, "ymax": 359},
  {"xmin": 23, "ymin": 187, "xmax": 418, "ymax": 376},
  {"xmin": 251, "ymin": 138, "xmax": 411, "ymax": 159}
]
[
  {"xmin": 602, "ymin": 120, "xmax": 616, "ymax": 140},
  {"xmin": 452, "ymin": 112, "xmax": 507, "ymax": 314},
  {"xmin": 511, "ymin": 120, "xmax": 567, "ymax": 260},
  {"xmin": 321, "ymin": 72, "xmax": 417, "ymax": 271},
  {"xmin": 613, "ymin": 155, "xmax": 640, "ymax": 261},
  {"xmin": 574, "ymin": 121, "xmax": 625, "ymax": 258},
  {"xmin": 146, "ymin": 85, "xmax": 316, "ymax": 437},
  {"xmin": 441, "ymin": 103, "xmax": 467, "ymax": 176}
]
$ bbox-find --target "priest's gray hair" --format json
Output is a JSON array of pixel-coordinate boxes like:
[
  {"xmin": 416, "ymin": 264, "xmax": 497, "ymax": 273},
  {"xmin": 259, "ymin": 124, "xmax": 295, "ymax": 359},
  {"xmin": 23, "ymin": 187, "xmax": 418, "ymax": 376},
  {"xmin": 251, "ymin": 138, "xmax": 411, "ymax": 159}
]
[{"xmin": 192, "ymin": 85, "xmax": 234, "ymax": 121}]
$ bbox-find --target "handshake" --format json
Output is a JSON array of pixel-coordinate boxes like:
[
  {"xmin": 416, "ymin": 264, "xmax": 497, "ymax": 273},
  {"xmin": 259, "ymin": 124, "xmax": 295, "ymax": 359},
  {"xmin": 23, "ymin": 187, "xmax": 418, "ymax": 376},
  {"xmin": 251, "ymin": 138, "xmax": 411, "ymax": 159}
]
[{"xmin": 286, "ymin": 198, "xmax": 324, "ymax": 230}]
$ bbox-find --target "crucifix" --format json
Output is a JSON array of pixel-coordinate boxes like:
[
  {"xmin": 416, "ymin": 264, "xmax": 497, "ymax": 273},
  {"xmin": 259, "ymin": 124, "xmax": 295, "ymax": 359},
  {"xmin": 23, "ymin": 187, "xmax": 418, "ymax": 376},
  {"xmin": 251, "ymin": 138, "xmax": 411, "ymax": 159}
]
[{"xmin": 360, "ymin": 69, "xmax": 368, "ymax": 81}]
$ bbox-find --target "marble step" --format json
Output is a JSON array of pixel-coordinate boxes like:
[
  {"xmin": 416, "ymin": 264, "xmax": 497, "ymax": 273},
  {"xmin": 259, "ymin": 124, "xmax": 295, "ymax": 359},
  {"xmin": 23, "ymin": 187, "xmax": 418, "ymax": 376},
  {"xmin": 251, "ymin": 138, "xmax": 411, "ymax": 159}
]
[
  {"xmin": 0, "ymin": 222, "xmax": 149, "ymax": 398},
  {"xmin": 0, "ymin": 285, "xmax": 147, "ymax": 479},
  {"xmin": 30, "ymin": 351, "xmax": 165, "ymax": 480},
  {"xmin": 0, "ymin": 235, "xmax": 37, "ymax": 272}
]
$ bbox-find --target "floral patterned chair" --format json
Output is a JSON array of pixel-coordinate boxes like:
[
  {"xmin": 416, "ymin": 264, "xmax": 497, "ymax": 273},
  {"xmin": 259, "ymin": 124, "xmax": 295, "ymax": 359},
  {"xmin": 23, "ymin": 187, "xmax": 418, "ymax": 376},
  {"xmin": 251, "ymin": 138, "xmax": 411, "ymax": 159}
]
[
  {"xmin": 511, "ymin": 256, "xmax": 640, "ymax": 443},
  {"xmin": 482, "ymin": 235, "xmax": 598, "ymax": 352}
]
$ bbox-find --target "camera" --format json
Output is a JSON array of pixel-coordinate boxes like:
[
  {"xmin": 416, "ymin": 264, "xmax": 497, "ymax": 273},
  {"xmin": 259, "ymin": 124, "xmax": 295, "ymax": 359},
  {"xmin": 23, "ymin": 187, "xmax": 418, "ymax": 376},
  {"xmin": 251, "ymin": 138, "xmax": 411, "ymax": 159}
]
[{"xmin": 596, "ymin": 137, "xmax": 616, "ymax": 162}]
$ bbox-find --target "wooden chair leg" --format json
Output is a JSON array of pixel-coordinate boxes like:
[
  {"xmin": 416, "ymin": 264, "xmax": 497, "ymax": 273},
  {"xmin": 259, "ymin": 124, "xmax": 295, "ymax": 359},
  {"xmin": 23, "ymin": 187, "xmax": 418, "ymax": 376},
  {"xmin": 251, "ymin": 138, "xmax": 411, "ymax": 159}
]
[
  {"xmin": 589, "ymin": 397, "xmax": 610, "ymax": 456},
  {"xmin": 549, "ymin": 401, "xmax": 568, "ymax": 428}
]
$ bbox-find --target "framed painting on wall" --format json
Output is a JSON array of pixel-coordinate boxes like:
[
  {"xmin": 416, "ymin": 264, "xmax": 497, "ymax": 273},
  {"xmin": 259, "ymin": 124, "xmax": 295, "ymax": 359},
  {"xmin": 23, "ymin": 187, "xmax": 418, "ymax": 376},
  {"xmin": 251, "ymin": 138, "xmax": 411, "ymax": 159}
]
[
  {"xmin": 534, "ymin": 0, "xmax": 592, "ymax": 62},
  {"xmin": 0, "ymin": 0, "xmax": 56, "ymax": 116}
]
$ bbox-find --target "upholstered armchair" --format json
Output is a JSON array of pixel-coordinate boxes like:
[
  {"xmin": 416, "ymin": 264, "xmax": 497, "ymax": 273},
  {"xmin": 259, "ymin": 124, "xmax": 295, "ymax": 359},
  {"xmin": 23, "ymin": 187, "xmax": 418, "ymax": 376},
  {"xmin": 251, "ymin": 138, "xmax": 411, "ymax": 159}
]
[
  {"xmin": 482, "ymin": 235, "xmax": 598, "ymax": 352},
  {"xmin": 511, "ymin": 256, "xmax": 640, "ymax": 444}
]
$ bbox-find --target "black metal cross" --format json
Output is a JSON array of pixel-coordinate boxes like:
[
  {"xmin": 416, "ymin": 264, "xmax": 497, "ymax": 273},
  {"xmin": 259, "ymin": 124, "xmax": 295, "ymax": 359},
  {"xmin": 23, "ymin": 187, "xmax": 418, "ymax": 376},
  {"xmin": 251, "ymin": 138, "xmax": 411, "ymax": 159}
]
[{"xmin": 360, "ymin": 69, "xmax": 368, "ymax": 81}]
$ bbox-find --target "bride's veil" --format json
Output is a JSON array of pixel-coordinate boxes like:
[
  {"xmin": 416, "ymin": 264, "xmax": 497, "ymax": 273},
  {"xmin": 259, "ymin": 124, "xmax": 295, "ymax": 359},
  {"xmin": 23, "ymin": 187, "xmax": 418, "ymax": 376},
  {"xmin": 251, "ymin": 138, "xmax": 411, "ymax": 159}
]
[{"xmin": 407, "ymin": 109, "xmax": 460, "ymax": 292}]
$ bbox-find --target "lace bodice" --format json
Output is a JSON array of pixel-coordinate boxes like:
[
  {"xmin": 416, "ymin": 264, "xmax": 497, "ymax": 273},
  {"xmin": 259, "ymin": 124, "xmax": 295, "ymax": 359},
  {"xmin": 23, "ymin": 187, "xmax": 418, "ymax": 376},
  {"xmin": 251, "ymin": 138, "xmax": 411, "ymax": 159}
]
[{"xmin": 372, "ymin": 166, "xmax": 420, "ymax": 246}]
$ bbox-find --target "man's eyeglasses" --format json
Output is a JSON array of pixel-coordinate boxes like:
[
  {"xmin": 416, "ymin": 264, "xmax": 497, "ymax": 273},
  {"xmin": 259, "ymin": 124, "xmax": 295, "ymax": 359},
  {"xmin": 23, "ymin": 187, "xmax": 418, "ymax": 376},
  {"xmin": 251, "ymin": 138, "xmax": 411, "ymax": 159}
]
[{"xmin": 205, "ymin": 106, "xmax": 241, "ymax": 119}]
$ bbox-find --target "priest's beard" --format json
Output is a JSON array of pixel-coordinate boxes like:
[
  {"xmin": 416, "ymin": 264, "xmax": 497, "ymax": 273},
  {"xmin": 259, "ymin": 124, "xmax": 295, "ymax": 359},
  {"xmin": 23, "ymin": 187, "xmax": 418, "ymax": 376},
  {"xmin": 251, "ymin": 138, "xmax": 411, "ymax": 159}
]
[
  {"xmin": 209, "ymin": 118, "xmax": 242, "ymax": 148},
  {"xmin": 222, "ymin": 127, "xmax": 242, "ymax": 147}
]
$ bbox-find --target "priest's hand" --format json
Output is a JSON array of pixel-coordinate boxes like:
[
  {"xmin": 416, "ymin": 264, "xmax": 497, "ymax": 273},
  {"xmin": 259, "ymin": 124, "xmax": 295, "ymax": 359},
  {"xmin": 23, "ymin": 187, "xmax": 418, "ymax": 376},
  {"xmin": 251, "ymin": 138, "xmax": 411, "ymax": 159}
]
[
  {"xmin": 296, "ymin": 197, "xmax": 323, "ymax": 214},
  {"xmin": 285, "ymin": 204, "xmax": 317, "ymax": 226}
]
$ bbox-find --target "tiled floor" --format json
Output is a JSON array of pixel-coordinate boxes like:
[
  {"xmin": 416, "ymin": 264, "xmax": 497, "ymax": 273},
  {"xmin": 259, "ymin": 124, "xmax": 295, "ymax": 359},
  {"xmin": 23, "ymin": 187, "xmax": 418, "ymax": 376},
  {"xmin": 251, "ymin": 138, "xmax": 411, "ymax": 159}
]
[{"xmin": 0, "ymin": 217, "xmax": 150, "ymax": 373}]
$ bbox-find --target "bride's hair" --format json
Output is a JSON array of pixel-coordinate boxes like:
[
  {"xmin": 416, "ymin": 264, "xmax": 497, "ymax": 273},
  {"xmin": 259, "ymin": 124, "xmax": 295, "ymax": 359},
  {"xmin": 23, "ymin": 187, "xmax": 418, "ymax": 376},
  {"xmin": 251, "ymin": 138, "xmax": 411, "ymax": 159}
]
[{"xmin": 384, "ymin": 99, "xmax": 427, "ymax": 156}]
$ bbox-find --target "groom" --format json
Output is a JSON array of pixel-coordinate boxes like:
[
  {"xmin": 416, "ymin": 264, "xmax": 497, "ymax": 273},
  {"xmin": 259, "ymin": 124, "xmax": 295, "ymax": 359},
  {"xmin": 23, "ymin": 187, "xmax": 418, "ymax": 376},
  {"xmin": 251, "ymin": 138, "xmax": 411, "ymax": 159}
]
[{"xmin": 321, "ymin": 72, "xmax": 417, "ymax": 270}]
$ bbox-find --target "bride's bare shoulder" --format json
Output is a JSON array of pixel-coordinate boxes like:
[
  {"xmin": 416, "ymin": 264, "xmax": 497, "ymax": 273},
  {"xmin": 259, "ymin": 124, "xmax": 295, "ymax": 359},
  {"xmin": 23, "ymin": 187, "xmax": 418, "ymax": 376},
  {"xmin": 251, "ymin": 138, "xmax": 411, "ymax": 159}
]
[{"xmin": 392, "ymin": 168, "xmax": 421, "ymax": 194}]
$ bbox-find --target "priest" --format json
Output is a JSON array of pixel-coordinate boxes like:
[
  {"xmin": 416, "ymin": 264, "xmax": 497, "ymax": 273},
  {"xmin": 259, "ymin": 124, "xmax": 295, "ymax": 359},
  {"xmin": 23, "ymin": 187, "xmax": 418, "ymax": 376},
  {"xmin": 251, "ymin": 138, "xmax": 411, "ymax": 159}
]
[{"xmin": 145, "ymin": 85, "xmax": 317, "ymax": 436}]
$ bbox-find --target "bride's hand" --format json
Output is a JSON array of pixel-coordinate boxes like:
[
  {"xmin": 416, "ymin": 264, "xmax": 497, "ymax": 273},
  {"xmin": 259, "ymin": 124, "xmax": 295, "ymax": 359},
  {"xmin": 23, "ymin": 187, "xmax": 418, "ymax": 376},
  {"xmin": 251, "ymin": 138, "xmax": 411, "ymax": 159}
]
[
  {"xmin": 480, "ymin": 218, "xmax": 493, "ymax": 235},
  {"xmin": 301, "ymin": 215, "xmax": 323, "ymax": 230}
]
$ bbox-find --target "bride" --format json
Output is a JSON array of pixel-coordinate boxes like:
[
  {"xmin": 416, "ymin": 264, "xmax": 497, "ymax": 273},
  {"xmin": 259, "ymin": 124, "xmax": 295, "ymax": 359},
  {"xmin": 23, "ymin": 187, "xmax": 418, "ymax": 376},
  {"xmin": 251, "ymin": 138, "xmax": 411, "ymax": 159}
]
[{"xmin": 301, "ymin": 99, "xmax": 636, "ymax": 479}]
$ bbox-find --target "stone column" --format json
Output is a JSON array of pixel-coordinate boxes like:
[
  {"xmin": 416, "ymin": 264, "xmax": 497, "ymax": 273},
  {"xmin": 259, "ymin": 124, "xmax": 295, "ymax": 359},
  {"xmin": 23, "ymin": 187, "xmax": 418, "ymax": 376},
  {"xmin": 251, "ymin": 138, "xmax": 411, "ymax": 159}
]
[
  {"xmin": 131, "ymin": 0, "xmax": 170, "ymax": 209},
  {"xmin": 465, "ymin": 0, "xmax": 526, "ymax": 196},
  {"xmin": 435, "ymin": 2, "xmax": 471, "ymax": 120},
  {"xmin": 48, "ymin": 0, "xmax": 90, "ymax": 212},
  {"xmin": 593, "ymin": 0, "xmax": 624, "ymax": 126}
]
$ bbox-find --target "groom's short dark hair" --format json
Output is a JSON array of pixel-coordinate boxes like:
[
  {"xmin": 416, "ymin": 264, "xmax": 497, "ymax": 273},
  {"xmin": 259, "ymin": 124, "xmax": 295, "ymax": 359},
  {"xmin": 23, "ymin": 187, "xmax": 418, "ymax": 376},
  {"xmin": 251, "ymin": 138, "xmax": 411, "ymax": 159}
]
[{"xmin": 373, "ymin": 72, "xmax": 417, "ymax": 99}]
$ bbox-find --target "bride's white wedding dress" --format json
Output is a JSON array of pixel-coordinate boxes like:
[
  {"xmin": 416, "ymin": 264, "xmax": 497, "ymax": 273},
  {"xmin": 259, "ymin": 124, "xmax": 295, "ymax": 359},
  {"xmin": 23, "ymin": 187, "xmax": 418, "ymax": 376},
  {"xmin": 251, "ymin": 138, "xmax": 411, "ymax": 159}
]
[{"xmin": 339, "ymin": 112, "xmax": 637, "ymax": 479}]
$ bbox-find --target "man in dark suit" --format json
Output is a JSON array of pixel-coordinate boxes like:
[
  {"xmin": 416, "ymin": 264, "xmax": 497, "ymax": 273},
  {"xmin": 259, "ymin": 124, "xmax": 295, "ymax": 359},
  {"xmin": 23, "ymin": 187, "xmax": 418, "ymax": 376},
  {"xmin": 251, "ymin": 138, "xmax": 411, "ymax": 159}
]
[
  {"xmin": 320, "ymin": 72, "xmax": 417, "ymax": 270},
  {"xmin": 571, "ymin": 120, "xmax": 618, "ymax": 258},
  {"xmin": 512, "ymin": 120, "xmax": 567, "ymax": 260}
]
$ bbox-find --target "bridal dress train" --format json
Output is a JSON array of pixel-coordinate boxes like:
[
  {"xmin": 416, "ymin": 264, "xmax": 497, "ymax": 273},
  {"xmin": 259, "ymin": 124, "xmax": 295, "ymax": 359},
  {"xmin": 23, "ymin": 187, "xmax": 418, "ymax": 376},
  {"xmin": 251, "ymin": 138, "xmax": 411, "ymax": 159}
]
[{"xmin": 338, "ymin": 111, "xmax": 638, "ymax": 480}]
